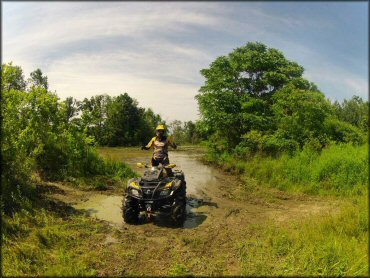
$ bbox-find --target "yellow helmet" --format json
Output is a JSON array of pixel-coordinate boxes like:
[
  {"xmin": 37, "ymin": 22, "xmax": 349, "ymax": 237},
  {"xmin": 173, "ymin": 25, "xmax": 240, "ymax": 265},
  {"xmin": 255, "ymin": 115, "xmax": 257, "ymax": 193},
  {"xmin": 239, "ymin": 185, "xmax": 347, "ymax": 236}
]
[{"xmin": 156, "ymin": 124, "xmax": 166, "ymax": 131}]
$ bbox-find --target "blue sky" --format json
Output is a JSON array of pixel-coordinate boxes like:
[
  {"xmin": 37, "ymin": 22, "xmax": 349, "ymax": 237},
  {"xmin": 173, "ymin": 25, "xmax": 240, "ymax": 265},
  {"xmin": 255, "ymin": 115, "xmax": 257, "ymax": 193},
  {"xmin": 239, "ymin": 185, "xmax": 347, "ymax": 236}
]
[{"xmin": 3, "ymin": 2, "xmax": 368, "ymax": 121}]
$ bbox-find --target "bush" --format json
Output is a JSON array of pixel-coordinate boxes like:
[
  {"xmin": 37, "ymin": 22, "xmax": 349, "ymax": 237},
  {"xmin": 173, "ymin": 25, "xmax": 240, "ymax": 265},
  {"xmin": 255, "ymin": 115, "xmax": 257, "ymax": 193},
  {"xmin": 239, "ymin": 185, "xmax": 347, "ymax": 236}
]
[
  {"xmin": 324, "ymin": 117, "xmax": 365, "ymax": 145},
  {"xmin": 1, "ymin": 83, "xmax": 135, "ymax": 215}
]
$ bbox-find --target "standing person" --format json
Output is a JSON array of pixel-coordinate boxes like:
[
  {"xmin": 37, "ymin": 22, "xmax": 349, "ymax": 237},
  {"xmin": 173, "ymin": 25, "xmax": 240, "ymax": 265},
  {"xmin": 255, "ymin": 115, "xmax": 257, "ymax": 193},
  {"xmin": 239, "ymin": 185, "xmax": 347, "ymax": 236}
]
[{"xmin": 141, "ymin": 124, "xmax": 177, "ymax": 167}]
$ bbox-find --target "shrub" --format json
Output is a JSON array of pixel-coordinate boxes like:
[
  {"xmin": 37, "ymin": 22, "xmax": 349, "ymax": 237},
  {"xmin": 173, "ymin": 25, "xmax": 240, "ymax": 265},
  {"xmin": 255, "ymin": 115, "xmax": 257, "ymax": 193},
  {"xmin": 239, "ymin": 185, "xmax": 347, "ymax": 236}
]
[{"xmin": 324, "ymin": 117, "xmax": 365, "ymax": 145}]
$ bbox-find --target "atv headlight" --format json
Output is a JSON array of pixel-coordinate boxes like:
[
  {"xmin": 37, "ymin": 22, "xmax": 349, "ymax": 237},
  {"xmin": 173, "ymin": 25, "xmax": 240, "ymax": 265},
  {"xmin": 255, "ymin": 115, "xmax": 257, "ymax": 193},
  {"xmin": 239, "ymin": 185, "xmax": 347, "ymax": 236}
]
[
  {"xmin": 159, "ymin": 189, "xmax": 171, "ymax": 196},
  {"xmin": 130, "ymin": 188, "xmax": 140, "ymax": 197}
]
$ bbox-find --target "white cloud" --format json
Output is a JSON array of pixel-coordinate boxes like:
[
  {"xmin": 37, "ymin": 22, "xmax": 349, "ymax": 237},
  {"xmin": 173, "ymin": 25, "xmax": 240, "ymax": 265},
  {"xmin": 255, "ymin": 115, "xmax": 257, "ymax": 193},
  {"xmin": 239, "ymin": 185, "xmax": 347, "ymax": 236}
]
[
  {"xmin": 3, "ymin": 2, "xmax": 219, "ymax": 121},
  {"xmin": 3, "ymin": 1, "xmax": 368, "ymax": 123},
  {"xmin": 304, "ymin": 66, "xmax": 368, "ymax": 100},
  {"xmin": 47, "ymin": 57, "xmax": 201, "ymax": 122}
]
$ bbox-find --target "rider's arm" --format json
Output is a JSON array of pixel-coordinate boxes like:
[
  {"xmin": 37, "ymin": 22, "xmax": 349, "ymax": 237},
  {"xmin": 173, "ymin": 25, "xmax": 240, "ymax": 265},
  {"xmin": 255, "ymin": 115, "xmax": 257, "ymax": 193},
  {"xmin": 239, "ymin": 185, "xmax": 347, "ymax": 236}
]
[{"xmin": 142, "ymin": 137, "xmax": 156, "ymax": 150}]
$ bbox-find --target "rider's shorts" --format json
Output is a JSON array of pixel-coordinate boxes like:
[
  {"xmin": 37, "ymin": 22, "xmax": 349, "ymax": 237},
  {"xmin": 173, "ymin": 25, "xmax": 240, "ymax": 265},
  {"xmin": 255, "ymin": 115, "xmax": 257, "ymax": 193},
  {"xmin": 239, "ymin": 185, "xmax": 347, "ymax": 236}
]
[{"xmin": 151, "ymin": 156, "xmax": 169, "ymax": 167}]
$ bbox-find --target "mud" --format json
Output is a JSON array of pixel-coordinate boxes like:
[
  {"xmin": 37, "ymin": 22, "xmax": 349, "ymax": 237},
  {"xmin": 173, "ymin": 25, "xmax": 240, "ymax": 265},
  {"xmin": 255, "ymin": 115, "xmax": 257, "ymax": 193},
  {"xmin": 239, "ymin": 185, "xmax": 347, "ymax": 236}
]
[
  {"xmin": 72, "ymin": 149, "xmax": 238, "ymax": 229},
  {"xmin": 44, "ymin": 147, "xmax": 339, "ymax": 275}
]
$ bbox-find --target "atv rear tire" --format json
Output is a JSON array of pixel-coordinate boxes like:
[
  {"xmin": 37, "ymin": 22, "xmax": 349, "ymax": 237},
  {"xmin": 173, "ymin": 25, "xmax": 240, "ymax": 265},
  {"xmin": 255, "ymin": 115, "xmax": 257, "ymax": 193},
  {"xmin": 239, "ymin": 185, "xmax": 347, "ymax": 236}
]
[{"xmin": 122, "ymin": 196, "xmax": 139, "ymax": 224}]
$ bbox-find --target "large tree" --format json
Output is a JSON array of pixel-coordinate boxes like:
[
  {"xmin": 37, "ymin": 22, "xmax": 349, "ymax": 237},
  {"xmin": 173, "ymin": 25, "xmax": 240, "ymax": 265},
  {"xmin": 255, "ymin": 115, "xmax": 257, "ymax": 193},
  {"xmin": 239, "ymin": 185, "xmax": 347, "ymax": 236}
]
[{"xmin": 196, "ymin": 42, "xmax": 316, "ymax": 149}]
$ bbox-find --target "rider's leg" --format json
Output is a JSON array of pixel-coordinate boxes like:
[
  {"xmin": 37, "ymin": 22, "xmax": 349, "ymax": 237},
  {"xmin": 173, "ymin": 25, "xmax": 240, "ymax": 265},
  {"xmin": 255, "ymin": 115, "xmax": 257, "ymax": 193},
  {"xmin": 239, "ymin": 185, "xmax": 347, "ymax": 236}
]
[
  {"xmin": 151, "ymin": 157, "xmax": 159, "ymax": 167},
  {"xmin": 163, "ymin": 156, "xmax": 170, "ymax": 165},
  {"xmin": 162, "ymin": 156, "xmax": 173, "ymax": 176}
]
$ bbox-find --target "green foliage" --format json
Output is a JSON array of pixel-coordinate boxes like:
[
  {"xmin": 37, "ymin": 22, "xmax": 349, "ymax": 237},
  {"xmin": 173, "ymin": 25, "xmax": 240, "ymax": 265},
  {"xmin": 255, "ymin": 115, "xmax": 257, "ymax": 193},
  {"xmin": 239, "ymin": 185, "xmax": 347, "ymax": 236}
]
[
  {"xmin": 79, "ymin": 94, "xmax": 164, "ymax": 146},
  {"xmin": 59, "ymin": 96, "xmax": 80, "ymax": 125},
  {"xmin": 272, "ymin": 85, "xmax": 333, "ymax": 148},
  {"xmin": 238, "ymin": 195, "xmax": 368, "ymax": 276},
  {"xmin": 1, "ymin": 63, "xmax": 135, "ymax": 214},
  {"xmin": 103, "ymin": 93, "xmax": 144, "ymax": 146},
  {"xmin": 1, "ymin": 62, "xmax": 27, "ymax": 91},
  {"xmin": 196, "ymin": 41, "xmax": 366, "ymax": 155},
  {"xmin": 206, "ymin": 143, "xmax": 368, "ymax": 196},
  {"xmin": 28, "ymin": 68, "xmax": 48, "ymax": 90},
  {"xmin": 324, "ymin": 117, "xmax": 365, "ymax": 145},
  {"xmin": 333, "ymin": 95, "xmax": 369, "ymax": 132},
  {"xmin": 196, "ymin": 41, "xmax": 316, "ymax": 150},
  {"xmin": 168, "ymin": 120, "xmax": 206, "ymax": 145}
]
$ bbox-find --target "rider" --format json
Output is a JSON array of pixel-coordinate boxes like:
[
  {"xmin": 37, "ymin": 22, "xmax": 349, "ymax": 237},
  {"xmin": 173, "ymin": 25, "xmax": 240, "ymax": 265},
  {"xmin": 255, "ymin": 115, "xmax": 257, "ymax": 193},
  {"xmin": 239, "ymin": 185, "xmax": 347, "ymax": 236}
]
[{"xmin": 141, "ymin": 124, "xmax": 177, "ymax": 167}]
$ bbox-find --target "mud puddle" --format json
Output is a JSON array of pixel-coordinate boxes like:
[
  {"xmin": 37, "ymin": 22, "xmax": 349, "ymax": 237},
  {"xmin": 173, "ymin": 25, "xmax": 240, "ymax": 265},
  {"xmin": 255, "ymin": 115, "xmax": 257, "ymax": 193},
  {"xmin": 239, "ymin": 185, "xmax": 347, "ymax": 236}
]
[
  {"xmin": 72, "ymin": 148, "xmax": 334, "ymax": 232},
  {"xmin": 74, "ymin": 195, "xmax": 123, "ymax": 226},
  {"xmin": 73, "ymin": 149, "xmax": 230, "ymax": 228},
  {"xmin": 73, "ymin": 193, "xmax": 217, "ymax": 229}
]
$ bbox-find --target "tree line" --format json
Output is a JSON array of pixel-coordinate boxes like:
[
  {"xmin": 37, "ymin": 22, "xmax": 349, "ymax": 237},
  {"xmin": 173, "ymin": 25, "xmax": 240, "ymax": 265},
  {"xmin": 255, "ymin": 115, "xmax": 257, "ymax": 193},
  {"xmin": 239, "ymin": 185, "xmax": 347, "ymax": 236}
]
[
  {"xmin": 195, "ymin": 42, "xmax": 368, "ymax": 157},
  {"xmin": 1, "ymin": 42, "xmax": 368, "ymax": 212},
  {"xmin": 0, "ymin": 62, "xmax": 204, "ymax": 213}
]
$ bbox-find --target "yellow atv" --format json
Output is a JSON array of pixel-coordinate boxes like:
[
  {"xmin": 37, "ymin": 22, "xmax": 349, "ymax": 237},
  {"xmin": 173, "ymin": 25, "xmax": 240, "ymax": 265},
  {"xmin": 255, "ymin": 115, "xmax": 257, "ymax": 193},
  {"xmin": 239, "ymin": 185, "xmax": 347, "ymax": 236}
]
[{"xmin": 122, "ymin": 163, "xmax": 186, "ymax": 226}]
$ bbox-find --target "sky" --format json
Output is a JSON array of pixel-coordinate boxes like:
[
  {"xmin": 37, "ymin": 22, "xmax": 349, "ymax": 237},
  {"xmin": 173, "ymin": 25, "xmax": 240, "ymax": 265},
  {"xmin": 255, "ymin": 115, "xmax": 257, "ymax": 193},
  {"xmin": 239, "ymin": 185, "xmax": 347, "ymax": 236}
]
[{"xmin": 2, "ymin": 1, "xmax": 368, "ymax": 122}]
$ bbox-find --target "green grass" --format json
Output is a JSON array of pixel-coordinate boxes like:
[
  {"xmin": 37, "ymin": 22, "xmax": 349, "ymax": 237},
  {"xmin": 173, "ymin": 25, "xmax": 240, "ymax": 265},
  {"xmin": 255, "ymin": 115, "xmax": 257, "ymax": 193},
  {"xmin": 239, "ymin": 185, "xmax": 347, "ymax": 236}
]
[
  {"xmin": 167, "ymin": 263, "xmax": 192, "ymax": 276},
  {"xmin": 205, "ymin": 143, "xmax": 369, "ymax": 276},
  {"xmin": 205, "ymin": 143, "xmax": 368, "ymax": 196},
  {"xmin": 237, "ymin": 195, "xmax": 368, "ymax": 276},
  {"xmin": 2, "ymin": 206, "xmax": 110, "ymax": 276}
]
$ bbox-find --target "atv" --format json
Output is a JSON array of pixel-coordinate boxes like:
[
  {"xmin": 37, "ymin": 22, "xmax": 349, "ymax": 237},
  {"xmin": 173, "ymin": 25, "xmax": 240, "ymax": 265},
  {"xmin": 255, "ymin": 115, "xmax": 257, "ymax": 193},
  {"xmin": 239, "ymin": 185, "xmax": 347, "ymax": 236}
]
[{"xmin": 122, "ymin": 162, "xmax": 186, "ymax": 226}]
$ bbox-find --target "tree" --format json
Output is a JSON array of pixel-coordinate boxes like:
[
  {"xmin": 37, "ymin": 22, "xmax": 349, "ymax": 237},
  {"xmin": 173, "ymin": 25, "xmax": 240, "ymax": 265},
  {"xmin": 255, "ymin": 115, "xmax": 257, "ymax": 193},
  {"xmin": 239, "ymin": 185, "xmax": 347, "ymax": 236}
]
[
  {"xmin": 272, "ymin": 84, "xmax": 333, "ymax": 148},
  {"xmin": 196, "ymin": 41, "xmax": 317, "ymax": 150},
  {"xmin": 141, "ymin": 108, "xmax": 164, "ymax": 140},
  {"xmin": 333, "ymin": 96, "xmax": 369, "ymax": 132},
  {"xmin": 80, "ymin": 95, "xmax": 110, "ymax": 144},
  {"xmin": 168, "ymin": 120, "xmax": 185, "ymax": 143},
  {"xmin": 184, "ymin": 121, "xmax": 197, "ymax": 144},
  {"xmin": 1, "ymin": 62, "xmax": 27, "ymax": 91},
  {"xmin": 28, "ymin": 68, "xmax": 49, "ymax": 90},
  {"xmin": 103, "ymin": 93, "xmax": 143, "ymax": 146},
  {"xmin": 60, "ymin": 97, "xmax": 81, "ymax": 125}
]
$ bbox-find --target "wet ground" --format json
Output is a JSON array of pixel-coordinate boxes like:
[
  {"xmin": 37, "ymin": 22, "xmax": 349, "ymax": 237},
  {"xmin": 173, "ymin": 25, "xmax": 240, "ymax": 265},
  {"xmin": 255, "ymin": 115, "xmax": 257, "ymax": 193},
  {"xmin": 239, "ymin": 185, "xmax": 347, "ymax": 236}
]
[
  {"xmin": 44, "ymin": 147, "xmax": 338, "ymax": 275},
  {"xmin": 75, "ymin": 148, "xmax": 234, "ymax": 229}
]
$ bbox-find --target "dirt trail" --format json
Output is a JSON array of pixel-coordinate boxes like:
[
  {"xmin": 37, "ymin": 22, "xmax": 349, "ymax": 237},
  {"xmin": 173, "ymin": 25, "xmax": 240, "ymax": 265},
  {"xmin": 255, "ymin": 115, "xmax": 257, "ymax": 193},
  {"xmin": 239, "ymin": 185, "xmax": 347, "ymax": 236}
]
[{"xmin": 45, "ymin": 147, "xmax": 339, "ymax": 275}]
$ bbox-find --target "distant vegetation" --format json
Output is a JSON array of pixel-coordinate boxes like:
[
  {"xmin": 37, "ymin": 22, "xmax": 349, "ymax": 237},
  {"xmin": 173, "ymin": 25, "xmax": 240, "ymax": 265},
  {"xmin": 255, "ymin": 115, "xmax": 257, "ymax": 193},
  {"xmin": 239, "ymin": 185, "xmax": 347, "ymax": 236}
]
[
  {"xmin": 195, "ymin": 42, "xmax": 368, "ymax": 197},
  {"xmin": 2, "ymin": 42, "xmax": 368, "ymax": 215},
  {"xmin": 205, "ymin": 143, "xmax": 368, "ymax": 196},
  {"xmin": 1, "ymin": 63, "xmax": 136, "ymax": 215},
  {"xmin": 196, "ymin": 42, "xmax": 368, "ymax": 276},
  {"xmin": 196, "ymin": 42, "xmax": 368, "ymax": 156}
]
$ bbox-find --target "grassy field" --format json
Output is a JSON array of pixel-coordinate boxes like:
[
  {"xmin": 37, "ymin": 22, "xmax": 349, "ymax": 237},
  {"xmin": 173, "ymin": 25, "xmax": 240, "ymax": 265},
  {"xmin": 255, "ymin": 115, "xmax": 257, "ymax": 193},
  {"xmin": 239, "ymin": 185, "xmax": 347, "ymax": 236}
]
[
  {"xmin": 202, "ymin": 143, "xmax": 369, "ymax": 276},
  {"xmin": 237, "ymin": 194, "xmax": 368, "ymax": 276},
  {"xmin": 204, "ymin": 143, "xmax": 368, "ymax": 196},
  {"xmin": 3, "ymin": 192, "xmax": 109, "ymax": 276},
  {"xmin": 3, "ymin": 144, "xmax": 368, "ymax": 276}
]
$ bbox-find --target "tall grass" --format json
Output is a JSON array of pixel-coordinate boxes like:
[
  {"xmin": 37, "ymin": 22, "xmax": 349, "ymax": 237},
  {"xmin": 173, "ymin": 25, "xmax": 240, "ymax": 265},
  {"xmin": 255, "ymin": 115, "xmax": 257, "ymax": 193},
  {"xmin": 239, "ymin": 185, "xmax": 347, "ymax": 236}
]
[
  {"xmin": 205, "ymin": 143, "xmax": 368, "ymax": 196},
  {"xmin": 238, "ymin": 195, "xmax": 368, "ymax": 276}
]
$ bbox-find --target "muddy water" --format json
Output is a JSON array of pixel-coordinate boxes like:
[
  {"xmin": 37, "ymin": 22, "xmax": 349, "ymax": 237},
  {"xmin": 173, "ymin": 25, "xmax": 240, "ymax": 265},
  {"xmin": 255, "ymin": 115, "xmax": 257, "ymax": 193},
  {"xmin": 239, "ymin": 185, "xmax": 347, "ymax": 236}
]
[
  {"xmin": 74, "ymin": 148, "xmax": 231, "ymax": 228},
  {"xmin": 74, "ymin": 195, "xmax": 123, "ymax": 226}
]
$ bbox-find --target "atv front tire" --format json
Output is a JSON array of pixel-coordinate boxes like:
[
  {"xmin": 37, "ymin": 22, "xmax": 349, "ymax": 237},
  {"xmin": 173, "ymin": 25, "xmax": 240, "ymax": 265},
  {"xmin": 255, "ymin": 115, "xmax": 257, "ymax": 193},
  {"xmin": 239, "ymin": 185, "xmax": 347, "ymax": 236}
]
[
  {"xmin": 171, "ymin": 182, "xmax": 187, "ymax": 226},
  {"xmin": 122, "ymin": 196, "xmax": 139, "ymax": 224},
  {"xmin": 171, "ymin": 199, "xmax": 186, "ymax": 226}
]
